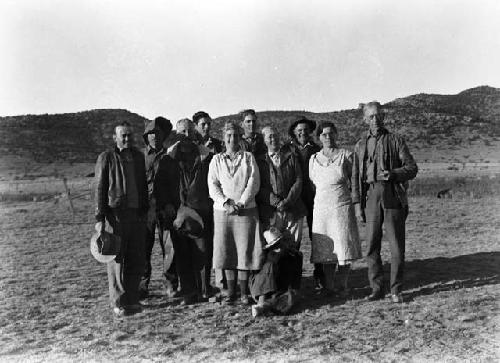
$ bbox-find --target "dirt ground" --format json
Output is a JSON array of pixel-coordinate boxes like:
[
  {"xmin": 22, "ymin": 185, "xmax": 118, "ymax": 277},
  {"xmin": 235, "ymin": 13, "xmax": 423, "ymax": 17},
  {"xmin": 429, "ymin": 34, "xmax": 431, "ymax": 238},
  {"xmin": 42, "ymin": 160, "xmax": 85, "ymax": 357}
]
[{"xmin": 0, "ymin": 194, "xmax": 499, "ymax": 362}]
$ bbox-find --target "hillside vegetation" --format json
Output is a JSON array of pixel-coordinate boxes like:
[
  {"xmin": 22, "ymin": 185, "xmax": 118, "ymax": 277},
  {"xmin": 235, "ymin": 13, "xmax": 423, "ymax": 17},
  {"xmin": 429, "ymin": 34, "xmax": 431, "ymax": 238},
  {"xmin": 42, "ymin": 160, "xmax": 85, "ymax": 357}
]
[{"xmin": 0, "ymin": 86, "xmax": 499, "ymax": 179}]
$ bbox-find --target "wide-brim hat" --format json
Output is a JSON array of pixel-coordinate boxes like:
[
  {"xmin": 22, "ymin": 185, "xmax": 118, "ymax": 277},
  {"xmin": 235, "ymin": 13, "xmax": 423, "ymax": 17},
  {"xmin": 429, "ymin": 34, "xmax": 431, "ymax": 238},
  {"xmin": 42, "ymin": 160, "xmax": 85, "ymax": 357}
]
[
  {"xmin": 288, "ymin": 116, "xmax": 317, "ymax": 139},
  {"xmin": 174, "ymin": 205, "xmax": 205, "ymax": 239},
  {"xmin": 263, "ymin": 227, "xmax": 283, "ymax": 250},
  {"xmin": 90, "ymin": 230, "xmax": 121, "ymax": 263}
]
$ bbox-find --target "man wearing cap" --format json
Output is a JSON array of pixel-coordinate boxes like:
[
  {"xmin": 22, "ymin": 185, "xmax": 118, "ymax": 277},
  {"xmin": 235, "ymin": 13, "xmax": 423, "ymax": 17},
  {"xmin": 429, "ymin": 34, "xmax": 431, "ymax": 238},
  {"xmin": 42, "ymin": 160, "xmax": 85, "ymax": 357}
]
[
  {"xmin": 352, "ymin": 102, "xmax": 418, "ymax": 303},
  {"xmin": 239, "ymin": 109, "xmax": 266, "ymax": 156},
  {"xmin": 158, "ymin": 118, "xmax": 215, "ymax": 304},
  {"xmin": 281, "ymin": 116, "xmax": 323, "ymax": 288},
  {"xmin": 193, "ymin": 111, "xmax": 223, "ymax": 154},
  {"xmin": 139, "ymin": 116, "xmax": 179, "ymax": 299},
  {"xmin": 256, "ymin": 125, "xmax": 306, "ymax": 246},
  {"xmin": 94, "ymin": 121, "xmax": 148, "ymax": 316}
]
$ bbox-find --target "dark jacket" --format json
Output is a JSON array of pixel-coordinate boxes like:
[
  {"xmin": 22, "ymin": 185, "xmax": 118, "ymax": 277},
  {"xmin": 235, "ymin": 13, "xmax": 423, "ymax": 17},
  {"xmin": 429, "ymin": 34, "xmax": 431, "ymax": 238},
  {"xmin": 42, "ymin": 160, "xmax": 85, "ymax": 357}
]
[
  {"xmin": 156, "ymin": 141, "xmax": 213, "ymax": 213},
  {"xmin": 281, "ymin": 139, "xmax": 321, "ymax": 211},
  {"xmin": 240, "ymin": 132, "xmax": 267, "ymax": 156},
  {"xmin": 256, "ymin": 148, "xmax": 307, "ymax": 227},
  {"xmin": 94, "ymin": 147, "xmax": 149, "ymax": 222},
  {"xmin": 352, "ymin": 128, "xmax": 418, "ymax": 209}
]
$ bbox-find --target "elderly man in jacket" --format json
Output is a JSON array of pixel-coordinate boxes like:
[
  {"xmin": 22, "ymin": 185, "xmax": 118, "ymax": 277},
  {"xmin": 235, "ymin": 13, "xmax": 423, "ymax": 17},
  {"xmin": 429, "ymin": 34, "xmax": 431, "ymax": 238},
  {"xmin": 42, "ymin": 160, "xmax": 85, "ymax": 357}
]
[
  {"xmin": 256, "ymin": 125, "xmax": 306, "ymax": 246},
  {"xmin": 94, "ymin": 121, "xmax": 149, "ymax": 316},
  {"xmin": 352, "ymin": 102, "xmax": 418, "ymax": 303},
  {"xmin": 139, "ymin": 116, "xmax": 179, "ymax": 299}
]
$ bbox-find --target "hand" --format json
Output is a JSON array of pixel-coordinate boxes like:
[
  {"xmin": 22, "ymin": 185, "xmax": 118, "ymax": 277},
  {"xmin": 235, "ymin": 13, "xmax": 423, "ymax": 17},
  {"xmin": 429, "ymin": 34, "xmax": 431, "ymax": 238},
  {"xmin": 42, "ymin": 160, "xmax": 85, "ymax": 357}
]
[
  {"xmin": 94, "ymin": 221, "xmax": 105, "ymax": 233},
  {"xmin": 354, "ymin": 203, "xmax": 365, "ymax": 223},
  {"xmin": 381, "ymin": 169, "xmax": 394, "ymax": 181}
]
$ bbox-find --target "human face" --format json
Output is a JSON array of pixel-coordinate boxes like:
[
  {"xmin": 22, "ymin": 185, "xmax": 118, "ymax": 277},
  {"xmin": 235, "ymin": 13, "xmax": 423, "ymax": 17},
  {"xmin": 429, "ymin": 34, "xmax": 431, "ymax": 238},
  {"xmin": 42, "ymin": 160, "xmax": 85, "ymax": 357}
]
[
  {"xmin": 176, "ymin": 121, "xmax": 195, "ymax": 140},
  {"xmin": 195, "ymin": 117, "xmax": 211, "ymax": 138},
  {"xmin": 364, "ymin": 106, "xmax": 385, "ymax": 134},
  {"xmin": 242, "ymin": 115, "xmax": 257, "ymax": 136},
  {"xmin": 224, "ymin": 129, "xmax": 241, "ymax": 152},
  {"xmin": 263, "ymin": 128, "xmax": 280, "ymax": 153},
  {"xmin": 319, "ymin": 127, "xmax": 337, "ymax": 149},
  {"xmin": 147, "ymin": 129, "xmax": 165, "ymax": 150},
  {"xmin": 114, "ymin": 126, "xmax": 134, "ymax": 150},
  {"xmin": 293, "ymin": 123, "xmax": 311, "ymax": 146}
]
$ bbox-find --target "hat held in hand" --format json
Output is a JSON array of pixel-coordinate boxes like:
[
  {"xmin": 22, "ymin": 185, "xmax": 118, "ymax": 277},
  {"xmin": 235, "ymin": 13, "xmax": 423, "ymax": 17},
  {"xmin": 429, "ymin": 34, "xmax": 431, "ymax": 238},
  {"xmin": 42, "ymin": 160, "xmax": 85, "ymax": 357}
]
[
  {"xmin": 173, "ymin": 205, "xmax": 204, "ymax": 239},
  {"xmin": 263, "ymin": 227, "xmax": 283, "ymax": 250},
  {"xmin": 90, "ymin": 230, "xmax": 121, "ymax": 263}
]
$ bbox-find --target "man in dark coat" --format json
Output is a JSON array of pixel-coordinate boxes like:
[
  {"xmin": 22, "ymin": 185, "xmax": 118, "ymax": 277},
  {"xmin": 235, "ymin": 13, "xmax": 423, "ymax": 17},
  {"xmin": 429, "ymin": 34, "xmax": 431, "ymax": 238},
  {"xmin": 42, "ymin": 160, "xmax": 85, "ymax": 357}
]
[
  {"xmin": 139, "ymin": 116, "xmax": 179, "ymax": 298},
  {"xmin": 281, "ymin": 116, "xmax": 323, "ymax": 288},
  {"xmin": 352, "ymin": 102, "xmax": 418, "ymax": 303},
  {"xmin": 94, "ymin": 121, "xmax": 149, "ymax": 316}
]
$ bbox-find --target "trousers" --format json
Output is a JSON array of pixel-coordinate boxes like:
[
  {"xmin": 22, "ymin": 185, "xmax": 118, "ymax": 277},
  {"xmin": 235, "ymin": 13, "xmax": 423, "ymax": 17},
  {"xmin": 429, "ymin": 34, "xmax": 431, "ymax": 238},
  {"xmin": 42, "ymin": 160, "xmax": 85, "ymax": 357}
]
[
  {"xmin": 170, "ymin": 209, "xmax": 213, "ymax": 296},
  {"xmin": 139, "ymin": 217, "xmax": 177, "ymax": 293},
  {"xmin": 365, "ymin": 182, "xmax": 408, "ymax": 294},
  {"xmin": 106, "ymin": 209, "xmax": 146, "ymax": 308}
]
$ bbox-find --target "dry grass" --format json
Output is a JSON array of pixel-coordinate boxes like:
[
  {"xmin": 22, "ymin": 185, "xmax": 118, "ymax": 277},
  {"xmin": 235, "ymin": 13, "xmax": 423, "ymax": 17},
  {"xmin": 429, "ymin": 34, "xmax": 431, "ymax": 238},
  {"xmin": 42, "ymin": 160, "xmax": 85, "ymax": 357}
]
[{"xmin": 0, "ymin": 190, "xmax": 499, "ymax": 362}]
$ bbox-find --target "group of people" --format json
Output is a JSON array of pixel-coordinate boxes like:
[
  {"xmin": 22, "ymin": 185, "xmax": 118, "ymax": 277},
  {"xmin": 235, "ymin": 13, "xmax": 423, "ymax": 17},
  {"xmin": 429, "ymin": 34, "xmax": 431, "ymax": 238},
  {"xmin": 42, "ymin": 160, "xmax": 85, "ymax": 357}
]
[{"xmin": 93, "ymin": 102, "xmax": 418, "ymax": 317}]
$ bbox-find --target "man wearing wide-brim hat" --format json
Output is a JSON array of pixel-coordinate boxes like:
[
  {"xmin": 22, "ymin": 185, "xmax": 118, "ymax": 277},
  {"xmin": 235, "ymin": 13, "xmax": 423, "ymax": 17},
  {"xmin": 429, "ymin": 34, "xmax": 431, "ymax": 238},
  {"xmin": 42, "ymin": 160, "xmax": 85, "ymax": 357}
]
[
  {"xmin": 94, "ymin": 121, "xmax": 149, "ymax": 317},
  {"xmin": 139, "ymin": 116, "xmax": 179, "ymax": 299},
  {"xmin": 281, "ymin": 116, "xmax": 324, "ymax": 288}
]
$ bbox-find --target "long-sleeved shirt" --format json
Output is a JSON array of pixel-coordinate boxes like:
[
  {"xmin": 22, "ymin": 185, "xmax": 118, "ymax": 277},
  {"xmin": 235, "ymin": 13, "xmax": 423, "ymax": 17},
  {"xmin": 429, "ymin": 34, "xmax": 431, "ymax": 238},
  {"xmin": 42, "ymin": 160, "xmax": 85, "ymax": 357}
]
[{"xmin": 208, "ymin": 150, "xmax": 260, "ymax": 210}]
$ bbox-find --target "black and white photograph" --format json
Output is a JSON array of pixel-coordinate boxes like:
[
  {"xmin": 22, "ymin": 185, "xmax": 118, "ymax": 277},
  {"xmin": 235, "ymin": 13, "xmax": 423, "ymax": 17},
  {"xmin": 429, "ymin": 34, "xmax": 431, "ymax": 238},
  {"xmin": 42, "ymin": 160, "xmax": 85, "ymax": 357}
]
[{"xmin": 0, "ymin": 0, "xmax": 499, "ymax": 361}]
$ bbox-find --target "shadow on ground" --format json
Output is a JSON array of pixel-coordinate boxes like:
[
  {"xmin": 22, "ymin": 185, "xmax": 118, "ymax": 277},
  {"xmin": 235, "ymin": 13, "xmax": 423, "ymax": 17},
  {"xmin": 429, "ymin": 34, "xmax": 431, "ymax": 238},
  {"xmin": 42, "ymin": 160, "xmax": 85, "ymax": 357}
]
[{"xmin": 293, "ymin": 251, "xmax": 500, "ymax": 312}]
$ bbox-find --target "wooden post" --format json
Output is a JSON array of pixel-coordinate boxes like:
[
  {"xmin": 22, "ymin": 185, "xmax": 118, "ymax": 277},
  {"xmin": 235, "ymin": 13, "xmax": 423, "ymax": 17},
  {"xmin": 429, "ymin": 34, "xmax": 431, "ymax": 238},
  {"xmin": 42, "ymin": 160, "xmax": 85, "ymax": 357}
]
[{"xmin": 62, "ymin": 177, "xmax": 75, "ymax": 216}]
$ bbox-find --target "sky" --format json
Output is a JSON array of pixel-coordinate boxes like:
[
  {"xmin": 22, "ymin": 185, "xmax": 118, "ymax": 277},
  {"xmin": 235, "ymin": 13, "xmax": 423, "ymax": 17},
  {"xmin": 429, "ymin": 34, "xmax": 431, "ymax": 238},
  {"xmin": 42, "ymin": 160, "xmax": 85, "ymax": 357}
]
[{"xmin": 1, "ymin": 0, "xmax": 499, "ymax": 120}]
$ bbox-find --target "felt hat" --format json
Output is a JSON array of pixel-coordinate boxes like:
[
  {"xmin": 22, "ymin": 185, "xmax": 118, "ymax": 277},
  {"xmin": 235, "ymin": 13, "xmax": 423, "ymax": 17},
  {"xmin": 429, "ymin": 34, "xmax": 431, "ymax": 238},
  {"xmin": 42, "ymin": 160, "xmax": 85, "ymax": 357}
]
[
  {"xmin": 143, "ymin": 116, "xmax": 173, "ymax": 144},
  {"xmin": 263, "ymin": 227, "xmax": 283, "ymax": 250},
  {"xmin": 173, "ymin": 205, "xmax": 205, "ymax": 239},
  {"xmin": 288, "ymin": 116, "xmax": 317, "ymax": 140},
  {"xmin": 90, "ymin": 230, "xmax": 121, "ymax": 263}
]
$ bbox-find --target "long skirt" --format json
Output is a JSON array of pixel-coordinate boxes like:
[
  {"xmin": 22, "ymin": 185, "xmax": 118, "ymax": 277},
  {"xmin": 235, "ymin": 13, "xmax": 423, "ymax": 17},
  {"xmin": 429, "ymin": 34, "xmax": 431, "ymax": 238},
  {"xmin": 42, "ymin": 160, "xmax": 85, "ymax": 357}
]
[{"xmin": 213, "ymin": 207, "xmax": 264, "ymax": 271}]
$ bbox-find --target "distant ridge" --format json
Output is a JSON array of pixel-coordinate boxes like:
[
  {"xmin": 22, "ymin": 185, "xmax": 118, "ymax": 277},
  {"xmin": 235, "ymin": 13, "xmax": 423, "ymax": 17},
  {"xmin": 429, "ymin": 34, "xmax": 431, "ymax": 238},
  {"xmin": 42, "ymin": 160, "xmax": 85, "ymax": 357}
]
[{"xmin": 0, "ymin": 86, "xmax": 499, "ymax": 178}]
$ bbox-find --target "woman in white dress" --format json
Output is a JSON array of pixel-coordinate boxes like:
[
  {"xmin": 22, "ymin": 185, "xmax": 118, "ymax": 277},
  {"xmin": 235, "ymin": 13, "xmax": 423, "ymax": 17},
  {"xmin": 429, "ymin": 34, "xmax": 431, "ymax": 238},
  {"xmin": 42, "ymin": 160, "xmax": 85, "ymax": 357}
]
[{"xmin": 309, "ymin": 122, "xmax": 362, "ymax": 295}]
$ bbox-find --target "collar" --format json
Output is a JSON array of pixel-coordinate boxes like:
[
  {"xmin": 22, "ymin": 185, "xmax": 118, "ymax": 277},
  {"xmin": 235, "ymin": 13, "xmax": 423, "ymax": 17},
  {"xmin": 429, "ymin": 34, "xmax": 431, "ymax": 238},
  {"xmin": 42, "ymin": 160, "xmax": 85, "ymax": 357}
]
[
  {"xmin": 367, "ymin": 127, "xmax": 388, "ymax": 138},
  {"xmin": 146, "ymin": 145, "xmax": 165, "ymax": 155},
  {"xmin": 222, "ymin": 150, "xmax": 243, "ymax": 159}
]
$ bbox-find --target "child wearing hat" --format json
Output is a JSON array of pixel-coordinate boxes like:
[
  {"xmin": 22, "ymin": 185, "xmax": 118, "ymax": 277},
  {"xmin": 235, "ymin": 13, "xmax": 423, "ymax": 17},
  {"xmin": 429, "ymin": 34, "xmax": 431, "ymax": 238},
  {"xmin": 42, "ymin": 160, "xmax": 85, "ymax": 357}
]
[{"xmin": 249, "ymin": 227, "xmax": 303, "ymax": 317}]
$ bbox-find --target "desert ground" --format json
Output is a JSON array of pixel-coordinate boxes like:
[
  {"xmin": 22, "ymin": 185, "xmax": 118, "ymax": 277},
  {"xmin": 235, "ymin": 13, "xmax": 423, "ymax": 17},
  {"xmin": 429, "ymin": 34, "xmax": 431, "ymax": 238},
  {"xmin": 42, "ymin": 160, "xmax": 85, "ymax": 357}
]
[{"xmin": 0, "ymin": 174, "xmax": 499, "ymax": 362}]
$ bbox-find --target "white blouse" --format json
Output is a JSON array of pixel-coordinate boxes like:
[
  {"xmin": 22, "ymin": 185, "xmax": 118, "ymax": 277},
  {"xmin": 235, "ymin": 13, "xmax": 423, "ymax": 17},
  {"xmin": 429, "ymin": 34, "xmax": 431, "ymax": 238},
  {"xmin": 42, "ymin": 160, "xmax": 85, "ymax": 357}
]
[{"xmin": 208, "ymin": 150, "xmax": 260, "ymax": 211}]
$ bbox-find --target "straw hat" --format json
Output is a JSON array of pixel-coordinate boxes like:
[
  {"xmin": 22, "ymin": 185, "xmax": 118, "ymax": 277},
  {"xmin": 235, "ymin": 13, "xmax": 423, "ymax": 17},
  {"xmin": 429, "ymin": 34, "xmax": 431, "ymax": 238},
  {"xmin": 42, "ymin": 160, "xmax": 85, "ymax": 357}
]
[{"xmin": 263, "ymin": 227, "xmax": 283, "ymax": 250}]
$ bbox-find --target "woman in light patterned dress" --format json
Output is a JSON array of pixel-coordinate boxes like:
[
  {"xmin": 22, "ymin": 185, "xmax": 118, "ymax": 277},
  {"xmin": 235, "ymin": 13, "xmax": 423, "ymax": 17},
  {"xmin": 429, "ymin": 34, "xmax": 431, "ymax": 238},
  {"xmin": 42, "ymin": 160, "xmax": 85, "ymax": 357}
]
[{"xmin": 309, "ymin": 121, "xmax": 362, "ymax": 296}]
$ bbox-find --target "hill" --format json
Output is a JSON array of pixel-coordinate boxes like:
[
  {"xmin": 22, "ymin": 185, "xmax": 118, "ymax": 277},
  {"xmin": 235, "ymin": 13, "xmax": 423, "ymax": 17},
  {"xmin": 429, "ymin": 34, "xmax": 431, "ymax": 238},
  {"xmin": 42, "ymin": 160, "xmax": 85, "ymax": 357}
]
[
  {"xmin": 212, "ymin": 86, "xmax": 500, "ymax": 163},
  {"xmin": 0, "ymin": 109, "xmax": 147, "ymax": 179},
  {"xmin": 0, "ymin": 86, "xmax": 499, "ymax": 179}
]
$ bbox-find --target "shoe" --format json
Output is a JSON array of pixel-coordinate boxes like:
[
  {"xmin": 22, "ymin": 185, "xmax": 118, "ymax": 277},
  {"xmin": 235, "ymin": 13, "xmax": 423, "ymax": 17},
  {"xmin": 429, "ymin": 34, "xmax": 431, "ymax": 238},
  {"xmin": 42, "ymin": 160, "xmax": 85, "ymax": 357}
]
[
  {"xmin": 365, "ymin": 290, "xmax": 385, "ymax": 301},
  {"xmin": 125, "ymin": 303, "xmax": 143, "ymax": 314},
  {"xmin": 113, "ymin": 307, "xmax": 126, "ymax": 317},
  {"xmin": 390, "ymin": 294, "xmax": 403, "ymax": 303},
  {"xmin": 240, "ymin": 295, "xmax": 251, "ymax": 305},
  {"xmin": 251, "ymin": 304, "xmax": 265, "ymax": 318},
  {"xmin": 180, "ymin": 294, "xmax": 198, "ymax": 306},
  {"xmin": 221, "ymin": 295, "xmax": 237, "ymax": 305}
]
